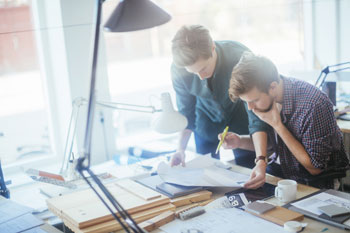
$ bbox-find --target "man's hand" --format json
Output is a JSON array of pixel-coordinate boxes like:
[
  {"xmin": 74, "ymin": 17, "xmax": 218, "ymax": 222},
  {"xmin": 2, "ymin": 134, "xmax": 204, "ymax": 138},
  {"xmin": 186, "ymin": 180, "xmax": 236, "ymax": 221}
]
[
  {"xmin": 243, "ymin": 161, "xmax": 267, "ymax": 189},
  {"xmin": 170, "ymin": 150, "xmax": 186, "ymax": 167},
  {"xmin": 218, "ymin": 132, "xmax": 241, "ymax": 149},
  {"xmin": 253, "ymin": 102, "xmax": 282, "ymax": 129}
]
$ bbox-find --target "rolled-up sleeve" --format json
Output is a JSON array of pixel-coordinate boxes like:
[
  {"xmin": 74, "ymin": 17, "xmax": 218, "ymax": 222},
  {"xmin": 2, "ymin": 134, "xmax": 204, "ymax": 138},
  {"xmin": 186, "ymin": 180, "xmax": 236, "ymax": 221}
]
[
  {"xmin": 171, "ymin": 65, "xmax": 196, "ymax": 131},
  {"xmin": 301, "ymin": 101, "xmax": 340, "ymax": 170}
]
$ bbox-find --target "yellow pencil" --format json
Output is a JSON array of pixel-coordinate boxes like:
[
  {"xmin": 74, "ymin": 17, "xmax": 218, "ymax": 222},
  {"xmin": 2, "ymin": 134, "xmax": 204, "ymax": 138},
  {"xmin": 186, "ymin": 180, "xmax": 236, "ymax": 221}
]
[{"xmin": 215, "ymin": 126, "xmax": 229, "ymax": 154}]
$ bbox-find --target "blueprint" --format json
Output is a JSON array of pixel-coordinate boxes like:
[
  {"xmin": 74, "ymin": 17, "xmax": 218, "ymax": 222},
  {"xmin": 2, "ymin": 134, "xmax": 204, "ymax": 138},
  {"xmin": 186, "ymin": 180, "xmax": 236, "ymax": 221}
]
[
  {"xmin": 158, "ymin": 155, "xmax": 249, "ymax": 187},
  {"xmin": 160, "ymin": 207, "xmax": 286, "ymax": 233}
]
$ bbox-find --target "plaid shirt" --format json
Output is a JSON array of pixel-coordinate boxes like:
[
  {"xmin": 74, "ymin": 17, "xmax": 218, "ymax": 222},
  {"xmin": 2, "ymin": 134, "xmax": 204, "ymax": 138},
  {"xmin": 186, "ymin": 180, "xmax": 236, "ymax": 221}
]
[{"xmin": 271, "ymin": 77, "xmax": 349, "ymax": 188}]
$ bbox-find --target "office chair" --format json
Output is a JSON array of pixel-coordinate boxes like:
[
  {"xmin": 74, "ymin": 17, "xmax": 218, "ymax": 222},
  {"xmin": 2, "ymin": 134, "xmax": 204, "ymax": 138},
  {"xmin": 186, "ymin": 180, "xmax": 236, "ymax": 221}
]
[{"xmin": 303, "ymin": 169, "xmax": 348, "ymax": 191}]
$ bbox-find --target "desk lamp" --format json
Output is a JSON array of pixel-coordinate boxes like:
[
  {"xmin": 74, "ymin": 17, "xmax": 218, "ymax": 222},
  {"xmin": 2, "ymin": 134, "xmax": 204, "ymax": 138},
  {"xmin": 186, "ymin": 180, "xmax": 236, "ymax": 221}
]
[
  {"xmin": 60, "ymin": 93, "xmax": 187, "ymax": 176},
  {"xmin": 76, "ymin": 0, "xmax": 171, "ymax": 232},
  {"xmin": 315, "ymin": 62, "xmax": 350, "ymax": 106}
]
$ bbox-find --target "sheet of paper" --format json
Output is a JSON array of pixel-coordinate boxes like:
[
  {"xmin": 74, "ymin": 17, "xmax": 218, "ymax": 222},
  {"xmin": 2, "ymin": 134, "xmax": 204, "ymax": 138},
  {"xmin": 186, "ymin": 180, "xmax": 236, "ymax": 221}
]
[
  {"xmin": 9, "ymin": 184, "xmax": 48, "ymax": 213},
  {"xmin": 22, "ymin": 227, "xmax": 47, "ymax": 233},
  {"xmin": 160, "ymin": 207, "xmax": 286, "ymax": 233},
  {"xmin": 185, "ymin": 154, "xmax": 230, "ymax": 169},
  {"xmin": 0, "ymin": 198, "xmax": 33, "ymax": 224},
  {"xmin": 0, "ymin": 213, "xmax": 43, "ymax": 233},
  {"xmin": 157, "ymin": 155, "xmax": 248, "ymax": 187},
  {"xmin": 291, "ymin": 192, "xmax": 350, "ymax": 215}
]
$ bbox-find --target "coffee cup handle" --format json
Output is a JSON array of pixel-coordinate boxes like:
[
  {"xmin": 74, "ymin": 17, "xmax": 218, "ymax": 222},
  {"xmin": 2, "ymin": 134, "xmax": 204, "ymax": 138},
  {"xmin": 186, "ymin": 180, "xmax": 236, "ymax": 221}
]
[{"xmin": 275, "ymin": 187, "xmax": 283, "ymax": 201}]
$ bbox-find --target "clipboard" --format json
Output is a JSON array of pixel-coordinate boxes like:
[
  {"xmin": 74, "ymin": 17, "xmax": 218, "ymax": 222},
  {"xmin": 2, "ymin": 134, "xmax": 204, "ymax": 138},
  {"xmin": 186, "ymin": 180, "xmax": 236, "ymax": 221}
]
[{"xmin": 283, "ymin": 189, "xmax": 350, "ymax": 230}]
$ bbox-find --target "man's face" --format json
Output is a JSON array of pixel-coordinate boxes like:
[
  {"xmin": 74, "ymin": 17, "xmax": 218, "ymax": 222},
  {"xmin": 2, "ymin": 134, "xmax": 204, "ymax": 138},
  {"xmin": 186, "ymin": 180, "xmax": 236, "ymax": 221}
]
[
  {"xmin": 239, "ymin": 87, "xmax": 274, "ymax": 112},
  {"xmin": 185, "ymin": 55, "xmax": 216, "ymax": 80}
]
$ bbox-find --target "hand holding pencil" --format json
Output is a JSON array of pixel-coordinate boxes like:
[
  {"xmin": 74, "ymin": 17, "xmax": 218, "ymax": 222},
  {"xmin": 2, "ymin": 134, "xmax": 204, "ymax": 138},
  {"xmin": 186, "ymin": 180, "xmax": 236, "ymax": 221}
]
[
  {"xmin": 215, "ymin": 126, "xmax": 229, "ymax": 154},
  {"xmin": 217, "ymin": 128, "xmax": 241, "ymax": 151}
]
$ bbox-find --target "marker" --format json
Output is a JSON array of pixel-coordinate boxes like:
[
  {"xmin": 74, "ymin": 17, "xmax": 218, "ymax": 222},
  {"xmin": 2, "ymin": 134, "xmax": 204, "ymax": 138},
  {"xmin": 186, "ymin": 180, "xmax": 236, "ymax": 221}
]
[{"xmin": 215, "ymin": 126, "xmax": 229, "ymax": 154}]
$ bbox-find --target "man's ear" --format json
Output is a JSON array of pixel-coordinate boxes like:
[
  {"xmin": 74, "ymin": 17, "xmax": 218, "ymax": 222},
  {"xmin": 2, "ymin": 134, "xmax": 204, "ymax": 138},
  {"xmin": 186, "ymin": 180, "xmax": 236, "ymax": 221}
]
[
  {"xmin": 211, "ymin": 42, "xmax": 216, "ymax": 53},
  {"xmin": 268, "ymin": 81, "xmax": 278, "ymax": 97}
]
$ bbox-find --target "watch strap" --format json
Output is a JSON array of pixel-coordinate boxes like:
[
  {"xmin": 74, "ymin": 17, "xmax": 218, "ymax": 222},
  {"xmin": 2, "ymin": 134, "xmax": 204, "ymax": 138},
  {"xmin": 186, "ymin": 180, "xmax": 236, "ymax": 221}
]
[{"xmin": 255, "ymin": 156, "xmax": 267, "ymax": 164}]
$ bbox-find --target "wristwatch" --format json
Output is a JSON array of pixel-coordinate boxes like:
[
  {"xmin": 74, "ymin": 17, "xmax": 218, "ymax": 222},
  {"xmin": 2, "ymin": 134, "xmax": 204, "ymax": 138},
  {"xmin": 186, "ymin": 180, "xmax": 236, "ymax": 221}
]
[{"xmin": 254, "ymin": 156, "xmax": 268, "ymax": 164}]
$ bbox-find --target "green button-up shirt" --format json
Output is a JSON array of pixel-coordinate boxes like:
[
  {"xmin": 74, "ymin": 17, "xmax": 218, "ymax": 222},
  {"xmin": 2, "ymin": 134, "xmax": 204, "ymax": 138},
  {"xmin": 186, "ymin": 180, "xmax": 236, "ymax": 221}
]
[{"xmin": 171, "ymin": 41, "xmax": 269, "ymax": 142}]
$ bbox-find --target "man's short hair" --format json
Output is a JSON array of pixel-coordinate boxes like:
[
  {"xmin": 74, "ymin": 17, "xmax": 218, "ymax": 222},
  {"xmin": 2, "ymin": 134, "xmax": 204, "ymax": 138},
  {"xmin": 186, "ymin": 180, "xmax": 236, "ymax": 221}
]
[
  {"xmin": 171, "ymin": 25, "xmax": 213, "ymax": 67},
  {"xmin": 229, "ymin": 51, "xmax": 279, "ymax": 101}
]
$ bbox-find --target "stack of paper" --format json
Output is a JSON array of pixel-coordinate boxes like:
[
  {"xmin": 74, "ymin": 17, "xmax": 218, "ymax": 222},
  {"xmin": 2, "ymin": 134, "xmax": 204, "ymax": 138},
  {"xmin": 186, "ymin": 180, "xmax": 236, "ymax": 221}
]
[{"xmin": 157, "ymin": 155, "xmax": 249, "ymax": 187}]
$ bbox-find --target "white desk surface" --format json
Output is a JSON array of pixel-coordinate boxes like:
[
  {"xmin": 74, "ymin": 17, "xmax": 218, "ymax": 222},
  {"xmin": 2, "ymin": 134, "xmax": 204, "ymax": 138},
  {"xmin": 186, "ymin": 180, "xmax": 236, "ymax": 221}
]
[
  {"xmin": 338, "ymin": 119, "xmax": 350, "ymax": 134},
  {"xmin": 151, "ymin": 163, "xmax": 349, "ymax": 233},
  {"xmin": 8, "ymin": 153, "xmax": 349, "ymax": 233}
]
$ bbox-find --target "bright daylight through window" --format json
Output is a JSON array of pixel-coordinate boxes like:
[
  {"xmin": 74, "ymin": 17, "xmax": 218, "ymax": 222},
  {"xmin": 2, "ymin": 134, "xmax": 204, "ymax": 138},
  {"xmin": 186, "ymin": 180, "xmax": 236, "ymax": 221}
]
[{"xmin": 0, "ymin": 0, "xmax": 306, "ymax": 169}]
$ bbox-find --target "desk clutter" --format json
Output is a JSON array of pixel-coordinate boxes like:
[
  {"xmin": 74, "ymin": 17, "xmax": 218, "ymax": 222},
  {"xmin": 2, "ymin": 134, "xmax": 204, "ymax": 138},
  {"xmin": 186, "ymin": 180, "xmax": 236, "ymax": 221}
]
[
  {"xmin": 47, "ymin": 178, "xmax": 212, "ymax": 232},
  {"xmin": 285, "ymin": 189, "xmax": 350, "ymax": 230}
]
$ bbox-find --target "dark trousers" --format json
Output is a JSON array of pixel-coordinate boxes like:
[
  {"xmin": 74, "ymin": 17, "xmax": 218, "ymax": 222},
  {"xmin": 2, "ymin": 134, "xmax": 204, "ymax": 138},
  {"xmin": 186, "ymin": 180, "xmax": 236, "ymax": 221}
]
[
  {"xmin": 266, "ymin": 162, "xmax": 284, "ymax": 178},
  {"xmin": 194, "ymin": 133, "xmax": 256, "ymax": 169}
]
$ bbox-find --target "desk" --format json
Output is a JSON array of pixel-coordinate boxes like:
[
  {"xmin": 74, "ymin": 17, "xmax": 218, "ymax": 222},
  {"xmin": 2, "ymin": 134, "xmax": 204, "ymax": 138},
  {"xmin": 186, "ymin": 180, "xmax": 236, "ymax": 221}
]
[
  {"xmin": 44, "ymin": 154, "xmax": 349, "ymax": 233},
  {"xmin": 177, "ymin": 164, "xmax": 346, "ymax": 233},
  {"xmin": 118, "ymin": 163, "xmax": 348, "ymax": 233},
  {"xmin": 338, "ymin": 119, "xmax": 350, "ymax": 134}
]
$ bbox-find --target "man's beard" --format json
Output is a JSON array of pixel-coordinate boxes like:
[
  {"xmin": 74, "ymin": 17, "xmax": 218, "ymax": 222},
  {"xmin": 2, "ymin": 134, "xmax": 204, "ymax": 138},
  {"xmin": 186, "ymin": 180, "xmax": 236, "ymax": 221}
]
[{"xmin": 255, "ymin": 100, "xmax": 273, "ymax": 113}]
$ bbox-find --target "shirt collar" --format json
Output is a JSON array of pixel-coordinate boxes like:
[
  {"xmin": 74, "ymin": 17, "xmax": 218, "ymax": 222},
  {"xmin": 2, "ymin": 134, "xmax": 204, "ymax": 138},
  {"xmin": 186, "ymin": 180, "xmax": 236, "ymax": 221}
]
[
  {"xmin": 211, "ymin": 42, "xmax": 222, "ymax": 79},
  {"xmin": 281, "ymin": 76, "xmax": 294, "ymax": 115}
]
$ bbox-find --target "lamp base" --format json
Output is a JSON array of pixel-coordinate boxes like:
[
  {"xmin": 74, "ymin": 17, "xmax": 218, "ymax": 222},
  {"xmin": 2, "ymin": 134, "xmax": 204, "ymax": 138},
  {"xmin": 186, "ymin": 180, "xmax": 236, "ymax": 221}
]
[{"xmin": 322, "ymin": 81, "xmax": 336, "ymax": 106}]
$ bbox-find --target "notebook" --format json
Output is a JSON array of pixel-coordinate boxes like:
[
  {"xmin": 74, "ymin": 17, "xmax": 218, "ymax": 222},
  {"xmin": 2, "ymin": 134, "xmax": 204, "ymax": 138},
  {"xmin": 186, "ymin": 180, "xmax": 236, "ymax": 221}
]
[
  {"xmin": 245, "ymin": 201, "xmax": 276, "ymax": 215},
  {"xmin": 135, "ymin": 175, "xmax": 203, "ymax": 198},
  {"xmin": 318, "ymin": 204, "xmax": 350, "ymax": 217}
]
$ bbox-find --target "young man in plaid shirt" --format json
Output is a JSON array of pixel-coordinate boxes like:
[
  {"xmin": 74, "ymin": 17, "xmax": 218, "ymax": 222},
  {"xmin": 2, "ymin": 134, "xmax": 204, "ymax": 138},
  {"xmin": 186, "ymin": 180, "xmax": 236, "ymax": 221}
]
[{"xmin": 221, "ymin": 51, "xmax": 349, "ymax": 189}]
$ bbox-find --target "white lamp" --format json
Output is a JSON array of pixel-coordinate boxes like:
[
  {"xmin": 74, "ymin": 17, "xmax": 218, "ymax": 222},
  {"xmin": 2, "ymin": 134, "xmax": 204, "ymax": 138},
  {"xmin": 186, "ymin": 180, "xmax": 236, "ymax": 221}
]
[
  {"xmin": 60, "ymin": 92, "xmax": 187, "ymax": 175},
  {"xmin": 152, "ymin": 93, "xmax": 187, "ymax": 134}
]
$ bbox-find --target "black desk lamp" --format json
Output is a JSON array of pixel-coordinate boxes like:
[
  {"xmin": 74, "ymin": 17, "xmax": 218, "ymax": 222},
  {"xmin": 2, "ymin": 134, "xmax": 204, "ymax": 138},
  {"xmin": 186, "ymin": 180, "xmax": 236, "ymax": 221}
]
[
  {"xmin": 76, "ymin": 0, "xmax": 171, "ymax": 232},
  {"xmin": 314, "ymin": 62, "xmax": 350, "ymax": 105}
]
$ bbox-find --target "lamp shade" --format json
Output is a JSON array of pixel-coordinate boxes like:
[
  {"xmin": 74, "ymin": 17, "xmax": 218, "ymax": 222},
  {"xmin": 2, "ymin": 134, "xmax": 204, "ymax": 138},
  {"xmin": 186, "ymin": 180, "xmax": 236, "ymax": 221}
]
[
  {"xmin": 151, "ymin": 93, "xmax": 188, "ymax": 134},
  {"xmin": 104, "ymin": 0, "xmax": 171, "ymax": 32}
]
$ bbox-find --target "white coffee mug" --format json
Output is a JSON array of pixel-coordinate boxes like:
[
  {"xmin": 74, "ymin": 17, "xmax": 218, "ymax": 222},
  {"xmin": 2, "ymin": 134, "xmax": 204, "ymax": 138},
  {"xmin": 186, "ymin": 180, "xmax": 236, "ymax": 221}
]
[{"xmin": 274, "ymin": 179, "xmax": 297, "ymax": 203}]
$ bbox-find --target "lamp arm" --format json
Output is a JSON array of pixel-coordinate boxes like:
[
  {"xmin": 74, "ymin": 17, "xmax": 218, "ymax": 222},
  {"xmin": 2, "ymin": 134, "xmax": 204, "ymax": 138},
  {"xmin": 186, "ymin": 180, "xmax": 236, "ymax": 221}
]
[
  {"xmin": 59, "ymin": 98, "xmax": 86, "ymax": 175},
  {"xmin": 315, "ymin": 69, "xmax": 327, "ymax": 88},
  {"xmin": 96, "ymin": 101, "xmax": 160, "ymax": 113},
  {"xmin": 60, "ymin": 97, "xmax": 160, "ymax": 175},
  {"xmin": 328, "ymin": 61, "xmax": 350, "ymax": 71},
  {"xmin": 315, "ymin": 62, "xmax": 350, "ymax": 88}
]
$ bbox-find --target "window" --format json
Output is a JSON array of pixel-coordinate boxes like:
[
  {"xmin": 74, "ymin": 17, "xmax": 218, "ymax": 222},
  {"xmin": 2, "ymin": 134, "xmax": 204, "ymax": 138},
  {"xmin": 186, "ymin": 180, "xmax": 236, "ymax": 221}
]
[
  {"xmin": 0, "ymin": 0, "xmax": 52, "ymax": 166},
  {"xmin": 101, "ymin": 0, "xmax": 306, "ymax": 151},
  {"xmin": 0, "ymin": 0, "xmax": 310, "ymax": 170}
]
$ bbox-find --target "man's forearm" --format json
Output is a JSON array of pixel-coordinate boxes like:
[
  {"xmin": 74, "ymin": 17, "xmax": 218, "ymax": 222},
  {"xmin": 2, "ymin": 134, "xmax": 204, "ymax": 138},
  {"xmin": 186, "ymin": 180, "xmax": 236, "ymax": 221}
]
[
  {"xmin": 236, "ymin": 131, "xmax": 268, "ymax": 152},
  {"xmin": 177, "ymin": 129, "xmax": 192, "ymax": 151},
  {"xmin": 236, "ymin": 135, "xmax": 255, "ymax": 151},
  {"xmin": 251, "ymin": 131, "xmax": 268, "ymax": 156},
  {"xmin": 275, "ymin": 124, "xmax": 321, "ymax": 175}
]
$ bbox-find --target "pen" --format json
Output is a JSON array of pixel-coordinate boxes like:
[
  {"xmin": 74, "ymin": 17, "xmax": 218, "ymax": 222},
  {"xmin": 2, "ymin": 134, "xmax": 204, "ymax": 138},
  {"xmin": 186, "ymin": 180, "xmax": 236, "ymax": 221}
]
[{"xmin": 215, "ymin": 126, "xmax": 229, "ymax": 154}]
